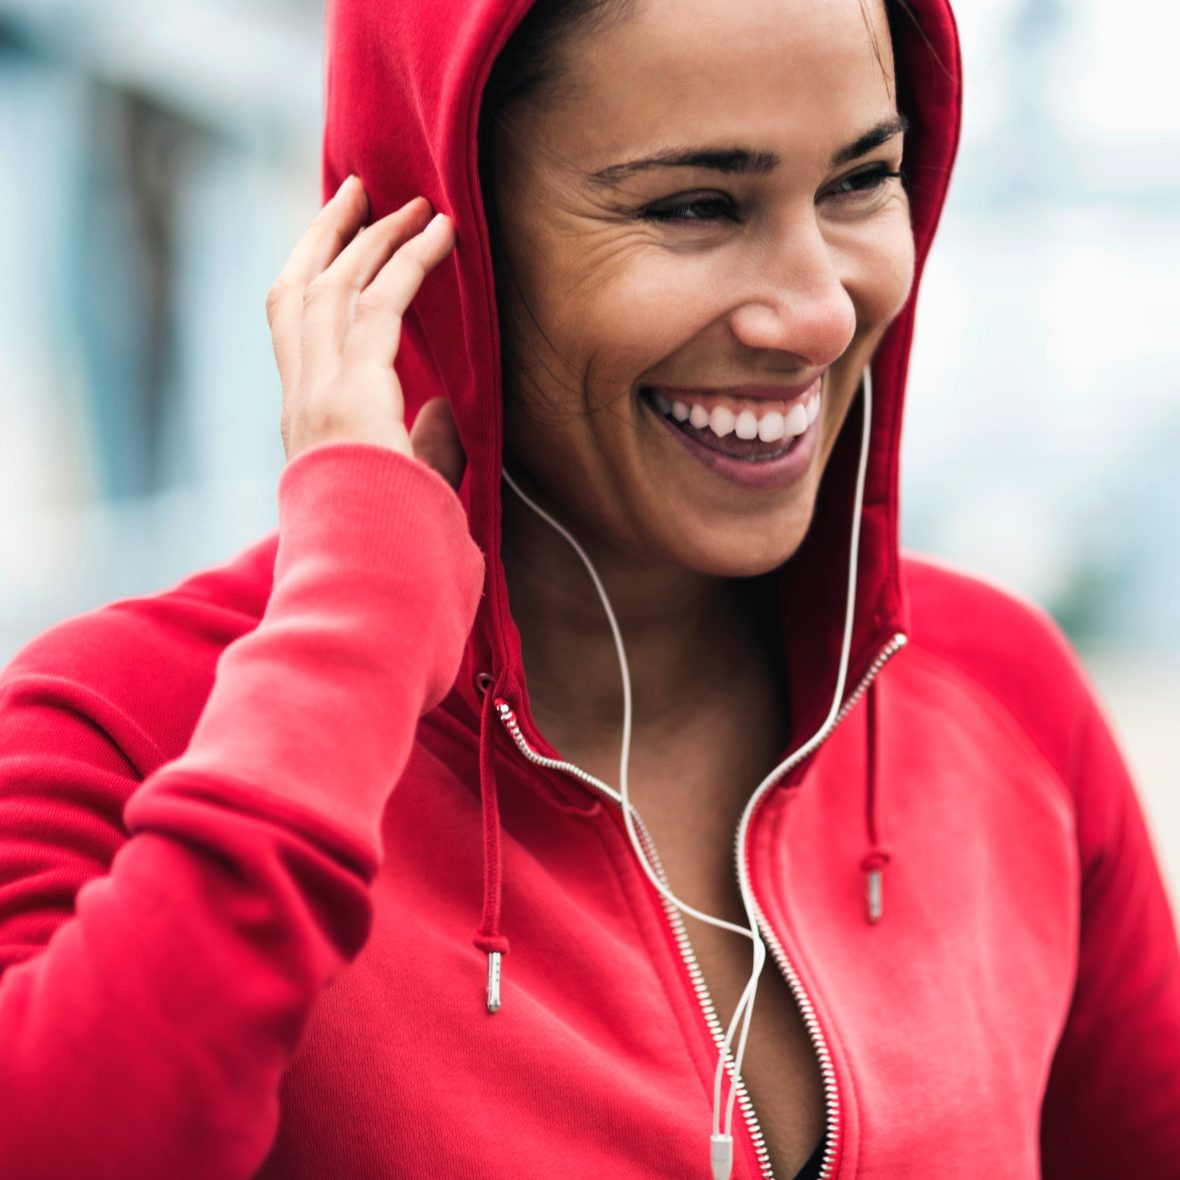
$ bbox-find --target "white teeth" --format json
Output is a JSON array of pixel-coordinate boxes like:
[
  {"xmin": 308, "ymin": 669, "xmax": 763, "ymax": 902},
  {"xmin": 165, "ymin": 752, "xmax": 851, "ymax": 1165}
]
[
  {"xmin": 734, "ymin": 410, "xmax": 759, "ymax": 440},
  {"xmin": 757, "ymin": 411, "xmax": 786, "ymax": 443},
  {"xmin": 658, "ymin": 388, "xmax": 823, "ymax": 442},
  {"xmin": 709, "ymin": 406, "xmax": 736, "ymax": 437}
]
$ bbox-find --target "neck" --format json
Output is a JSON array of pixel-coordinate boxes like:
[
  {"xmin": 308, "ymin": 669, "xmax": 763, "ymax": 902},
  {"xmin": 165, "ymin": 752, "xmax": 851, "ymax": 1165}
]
[{"xmin": 500, "ymin": 482, "xmax": 783, "ymax": 757}]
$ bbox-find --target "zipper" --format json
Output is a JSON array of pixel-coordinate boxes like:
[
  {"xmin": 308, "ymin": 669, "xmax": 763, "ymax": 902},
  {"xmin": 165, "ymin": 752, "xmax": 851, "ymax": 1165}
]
[
  {"xmin": 493, "ymin": 632, "xmax": 906, "ymax": 1180},
  {"xmin": 733, "ymin": 632, "xmax": 907, "ymax": 1180}
]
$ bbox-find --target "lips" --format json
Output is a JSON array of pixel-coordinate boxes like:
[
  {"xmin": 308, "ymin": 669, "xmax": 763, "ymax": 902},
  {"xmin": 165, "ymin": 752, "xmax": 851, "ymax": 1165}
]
[
  {"xmin": 641, "ymin": 386, "xmax": 821, "ymax": 490},
  {"xmin": 645, "ymin": 374, "xmax": 825, "ymax": 408}
]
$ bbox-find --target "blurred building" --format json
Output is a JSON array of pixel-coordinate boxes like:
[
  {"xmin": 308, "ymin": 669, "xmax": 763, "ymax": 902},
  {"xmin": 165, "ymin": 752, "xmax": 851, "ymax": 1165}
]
[
  {"xmin": 0, "ymin": 0, "xmax": 321, "ymax": 650},
  {"xmin": 0, "ymin": 0, "xmax": 1177, "ymax": 889},
  {"xmin": 905, "ymin": 0, "xmax": 1180, "ymax": 655}
]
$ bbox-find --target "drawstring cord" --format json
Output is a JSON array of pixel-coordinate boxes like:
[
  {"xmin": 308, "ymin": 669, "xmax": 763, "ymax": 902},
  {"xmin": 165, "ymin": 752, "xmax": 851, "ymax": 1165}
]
[
  {"xmin": 858, "ymin": 681, "xmax": 891, "ymax": 925},
  {"xmin": 473, "ymin": 671, "xmax": 510, "ymax": 1012}
]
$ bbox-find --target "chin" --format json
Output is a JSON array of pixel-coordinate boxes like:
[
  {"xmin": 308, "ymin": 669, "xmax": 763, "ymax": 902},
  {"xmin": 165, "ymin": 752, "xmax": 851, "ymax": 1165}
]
[{"xmin": 649, "ymin": 504, "xmax": 817, "ymax": 579}]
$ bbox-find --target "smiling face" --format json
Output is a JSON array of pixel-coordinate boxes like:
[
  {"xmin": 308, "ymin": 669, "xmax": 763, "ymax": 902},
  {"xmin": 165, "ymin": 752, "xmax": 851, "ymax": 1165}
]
[{"xmin": 488, "ymin": 0, "xmax": 915, "ymax": 577}]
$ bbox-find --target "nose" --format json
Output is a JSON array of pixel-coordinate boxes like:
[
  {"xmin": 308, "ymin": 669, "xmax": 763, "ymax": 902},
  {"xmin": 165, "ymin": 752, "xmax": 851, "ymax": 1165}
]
[{"xmin": 726, "ymin": 220, "xmax": 857, "ymax": 365}]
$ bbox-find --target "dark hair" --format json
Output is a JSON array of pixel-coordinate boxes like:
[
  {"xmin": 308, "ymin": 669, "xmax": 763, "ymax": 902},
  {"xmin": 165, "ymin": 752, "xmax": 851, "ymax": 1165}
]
[
  {"xmin": 482, "ymin": 0, "xmax": 632, "ymax": 120},
  {"xmin": 483, "ymin": 0, "xmax": 919, "ymax": 122}
]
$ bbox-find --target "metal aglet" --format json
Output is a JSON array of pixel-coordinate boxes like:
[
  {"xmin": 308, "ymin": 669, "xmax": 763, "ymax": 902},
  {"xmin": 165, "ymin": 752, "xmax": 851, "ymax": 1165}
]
[
  {"xmin": 865, "ymin": 867, "xmax": 883, "ymax": 925},
  {"xmin": 485, "ymin": 951, "xmax": 502, "ymax": 1013}
]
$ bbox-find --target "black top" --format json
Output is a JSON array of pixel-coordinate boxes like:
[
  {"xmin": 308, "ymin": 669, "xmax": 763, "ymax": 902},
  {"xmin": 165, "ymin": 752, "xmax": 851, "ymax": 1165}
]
[{"xmin": 793, "ymin": 1139, "xmax": 825, "ymax": 1180}]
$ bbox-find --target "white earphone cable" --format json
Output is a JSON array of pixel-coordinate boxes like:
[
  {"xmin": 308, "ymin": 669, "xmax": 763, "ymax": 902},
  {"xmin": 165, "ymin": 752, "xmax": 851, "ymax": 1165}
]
[
  {"xmin": 500, "ymin": 367, "xmax": 873, "ymax": 1180},
  {"xmin": 500, "ymin": 466, "xmax": 759, "ymax": 942}
]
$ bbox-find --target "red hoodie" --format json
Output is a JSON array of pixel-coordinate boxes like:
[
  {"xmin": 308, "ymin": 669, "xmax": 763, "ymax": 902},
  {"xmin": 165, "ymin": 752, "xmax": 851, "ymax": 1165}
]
[{"xmin": 1, "ymin": 1, "xmax": 1178, "ymax": 1178}]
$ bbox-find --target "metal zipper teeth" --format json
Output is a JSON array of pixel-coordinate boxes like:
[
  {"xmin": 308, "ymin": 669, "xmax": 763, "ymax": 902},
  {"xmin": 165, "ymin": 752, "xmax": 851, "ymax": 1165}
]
[
  {"xmin": 734, "ymin": 632, "xmax": 908, "ymax": 1180},
  {"xmin": 493, "ymin": 704, "xmax": 777, "ymax": 1179},
  {"xmin": 493, "ymin": 631, "xmax": 906, "ymax": 1180}
]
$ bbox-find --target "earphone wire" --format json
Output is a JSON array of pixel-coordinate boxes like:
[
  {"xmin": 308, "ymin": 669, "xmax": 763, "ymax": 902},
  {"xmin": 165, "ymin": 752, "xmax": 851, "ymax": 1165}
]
[
  {"xmin": 717, "ymin": 367, "xmax": 874, "ymax": 1151},
  {"xmin": 499, "ymin": 366, "xmax": 872, "ymax": 1177},
  {"xmin": 500, "ymin": 466, "xmax": 759, "ymax": 942}
]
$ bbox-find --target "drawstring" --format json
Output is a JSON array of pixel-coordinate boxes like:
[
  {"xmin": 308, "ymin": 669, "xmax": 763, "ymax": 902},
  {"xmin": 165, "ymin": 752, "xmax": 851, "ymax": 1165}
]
[
  {"xmin": 473, "ymin": 671, "xmax": 510, "ymax": 1012},
  {"xmin": 858, "ymin": 680, "xmax": 891, "ymax": 925}
]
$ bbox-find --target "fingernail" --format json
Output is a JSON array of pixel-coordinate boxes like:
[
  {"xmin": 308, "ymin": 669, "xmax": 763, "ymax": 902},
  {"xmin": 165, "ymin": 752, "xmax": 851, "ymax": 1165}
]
[{"xmin": 335, "ymin": 174, "xmax": 356, "ymax": 198}]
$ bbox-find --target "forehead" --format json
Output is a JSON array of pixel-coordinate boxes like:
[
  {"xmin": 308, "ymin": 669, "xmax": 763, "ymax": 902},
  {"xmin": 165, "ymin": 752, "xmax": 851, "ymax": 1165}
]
[{"xmin": 531, "ymin": 0, "xmax": 897, "ymax": 166}]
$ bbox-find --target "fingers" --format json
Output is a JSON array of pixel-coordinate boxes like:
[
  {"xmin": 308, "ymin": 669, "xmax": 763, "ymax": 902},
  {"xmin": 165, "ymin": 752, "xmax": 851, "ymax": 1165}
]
[
  {"xmin": 344, "ymin": 214, "xmax": 456, "ymax": 369},
  {"xmin": 322, "ymin": 195, "xmax": 433, "ymax": 293},
  {"xmin": 298, "ymin": 198, "xmax": 437, "ymax": 384},
  {"xmin": 285, "ymin": 175, "xmax": 370, "ymax": 288},
  {"xmin": 267, "ymin": 176, "xmax": 370, "ymax": 398},
  {"xmin": 269, "ymin": 175, "xmax": 461, "ymax": 465}
]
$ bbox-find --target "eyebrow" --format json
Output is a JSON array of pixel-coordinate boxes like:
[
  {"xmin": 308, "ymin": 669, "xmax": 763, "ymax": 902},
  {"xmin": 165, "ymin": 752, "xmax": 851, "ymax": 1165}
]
[
  {"xmin": 588, "ymin": 115, "xmax": 909, "ymax": 187},
  {"xmin": 832, "ymin": 114, "xmax": 909, "ymax": 166}
]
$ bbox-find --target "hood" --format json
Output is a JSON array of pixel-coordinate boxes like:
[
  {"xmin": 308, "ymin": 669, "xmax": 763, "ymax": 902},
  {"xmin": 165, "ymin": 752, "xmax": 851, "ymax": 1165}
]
[
  {"xmin": 321, "ymin": 0, "xmax": 962, "ymax": 1162},
  {"xmin": 322, "ymin": 0, "xmax": 961, "ymax": 746}
]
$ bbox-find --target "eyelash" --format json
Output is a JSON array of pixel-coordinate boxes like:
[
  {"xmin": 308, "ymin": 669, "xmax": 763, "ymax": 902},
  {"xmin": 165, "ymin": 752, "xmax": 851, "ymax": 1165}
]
[
  {"xmin": 829, "ymin": 165, "xmax": 904, "ymax": 198},
  {"xmin": 640, "ymin": 195, "xmax": 738, "ymax": 224},
  {"xmin": 638, "ymin": 163, "xmax": 904, "ymax": 225}
]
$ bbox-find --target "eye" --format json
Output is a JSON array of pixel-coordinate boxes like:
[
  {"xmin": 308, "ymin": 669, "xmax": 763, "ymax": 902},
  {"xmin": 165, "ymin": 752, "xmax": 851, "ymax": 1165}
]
[
  {"xmin": 638, "ymin": 193, "xmax": 740, "ymax": 225},
  {"xmin": 824, "ymin": 163, "xmax": 904, "ymax": 201}
]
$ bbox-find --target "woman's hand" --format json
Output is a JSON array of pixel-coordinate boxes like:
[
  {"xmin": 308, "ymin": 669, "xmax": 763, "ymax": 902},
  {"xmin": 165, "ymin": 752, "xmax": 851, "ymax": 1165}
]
[{"xmin": 266, "ymin": 177, "xmax": 466, "ymax": 487}]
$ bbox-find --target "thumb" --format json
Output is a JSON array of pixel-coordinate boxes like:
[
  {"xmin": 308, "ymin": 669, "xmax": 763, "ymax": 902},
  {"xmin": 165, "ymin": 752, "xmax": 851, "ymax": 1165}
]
[{"xmin": 409, "ymin": 396, "xmax": 467, "ymax": 490}]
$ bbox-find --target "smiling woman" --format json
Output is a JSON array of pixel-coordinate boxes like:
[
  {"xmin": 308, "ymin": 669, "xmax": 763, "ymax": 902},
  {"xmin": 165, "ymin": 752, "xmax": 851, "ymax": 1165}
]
[
  {"xmin": 485, "ymin": 5, "xmax": 915, "ymax": 1171},
  {"xmin": 0, "ymin": 1, "xmax": 1178, "ymax": 1180},
  {"xmin": 487, "ymin": 0, "xmax": 913, "ymax": 578}
]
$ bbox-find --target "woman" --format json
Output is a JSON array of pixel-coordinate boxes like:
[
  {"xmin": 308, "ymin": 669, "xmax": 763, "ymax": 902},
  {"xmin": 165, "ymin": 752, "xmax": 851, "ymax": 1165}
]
[{"xmin": 1, "ymin": 0, "xmax": 1177, "ymax": 1177}]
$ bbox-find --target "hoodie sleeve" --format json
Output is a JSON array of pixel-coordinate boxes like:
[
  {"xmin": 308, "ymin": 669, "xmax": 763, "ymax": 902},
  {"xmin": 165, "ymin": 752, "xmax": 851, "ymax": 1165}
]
[
  {"xmin": 0, "ymin": 442, "xmax": 485, "ymax": 1180},
  {"xmin": 1039, "ymin": 686, "xmax": 1180, "ymax": 1176}
]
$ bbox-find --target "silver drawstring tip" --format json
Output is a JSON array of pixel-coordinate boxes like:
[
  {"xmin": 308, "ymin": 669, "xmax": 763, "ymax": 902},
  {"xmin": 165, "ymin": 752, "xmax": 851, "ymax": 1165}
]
[
  {"xmin": 865, "ymin": 867, "xmax": 883, "ymax": 925},
  {"xmin": 485, "ymin": 951, "xmax": 502, "ymax": 1013}
]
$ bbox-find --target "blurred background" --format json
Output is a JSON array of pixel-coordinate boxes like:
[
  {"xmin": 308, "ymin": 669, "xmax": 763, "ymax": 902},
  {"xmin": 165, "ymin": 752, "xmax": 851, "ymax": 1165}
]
[{"xmin": 0, "ymin": 0, "xmax": 1176, "ymax": 897}]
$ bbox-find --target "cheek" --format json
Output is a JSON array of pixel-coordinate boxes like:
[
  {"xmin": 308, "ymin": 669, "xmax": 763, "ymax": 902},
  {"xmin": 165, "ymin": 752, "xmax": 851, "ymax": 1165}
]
[
  {"xmin": 843, "ymin": 205, "xmax": 916, "ymax": 330},
  {"xmin": 821, "ymin": 210, "xmax": 916, "ymax": 441},
  {"xmin": 515, "ymin": 240, "xmax": 730, "ymax": 401}
]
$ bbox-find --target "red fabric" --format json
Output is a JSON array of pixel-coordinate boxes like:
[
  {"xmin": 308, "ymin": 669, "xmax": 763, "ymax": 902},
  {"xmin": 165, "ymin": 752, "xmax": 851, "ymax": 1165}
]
[
  {"xmin": 2, "ymin": 0, "xmax": 1178, "ymax": 1177},
  {"xmin": 0, "ymin": 447, "xmax": 485, "ymax": 1177}
]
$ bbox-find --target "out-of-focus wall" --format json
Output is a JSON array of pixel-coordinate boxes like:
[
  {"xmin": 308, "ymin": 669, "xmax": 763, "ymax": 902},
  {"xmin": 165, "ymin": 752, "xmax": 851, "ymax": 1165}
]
[
  {"xmin": 0, "ymin": 0, "xmax": 1176, "ymax": 895},
  {"xmin": 901, "ymin": 0, "xmax": 1180, "ymax": 896},
  {"xmin": 0, "ymin": 0, "xmax": 322, "ymax": 651}
]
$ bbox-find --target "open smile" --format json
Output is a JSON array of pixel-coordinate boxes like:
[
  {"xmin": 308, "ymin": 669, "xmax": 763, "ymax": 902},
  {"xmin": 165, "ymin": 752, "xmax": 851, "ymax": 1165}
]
[{"xmin": 639, "ymin": 378, "xmax": 823, "ymax": 490}]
